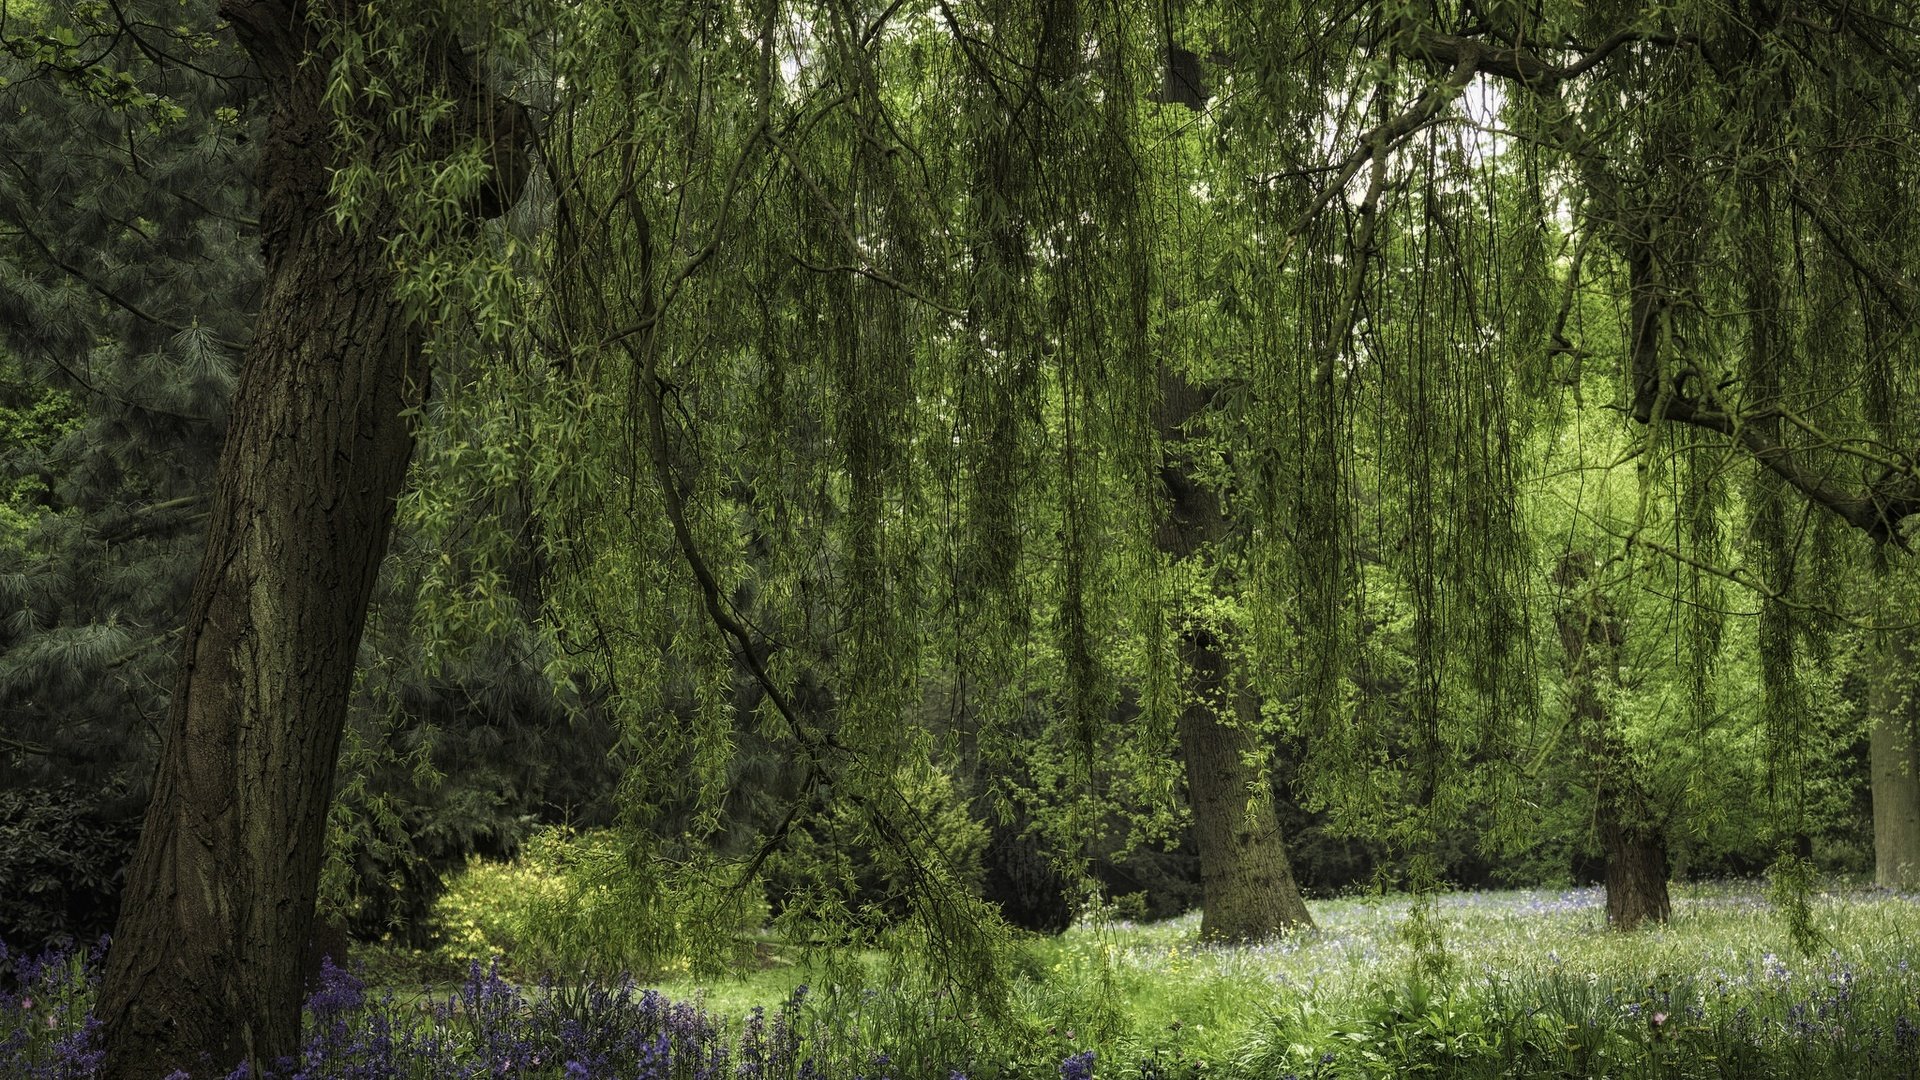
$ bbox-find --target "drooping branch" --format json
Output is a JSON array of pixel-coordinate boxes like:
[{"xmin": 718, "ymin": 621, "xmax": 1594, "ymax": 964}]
[
  {"xmin": 1634, "ymin": 390, "xmax": 1920, "ymax": 547},
  {"xmin": 1405, "ymin": 20, "xmax": 1920, "ymax": 547},
  {"xmin": 608, "ymin": 147, "xmax": 838, "ymax": 763}
]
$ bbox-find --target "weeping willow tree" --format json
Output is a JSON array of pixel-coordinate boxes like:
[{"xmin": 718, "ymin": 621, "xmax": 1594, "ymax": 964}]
[
  {"xmin": 1517, "ymin": 0, "xmax": 1920, "ymax": 889},
  {"xmin": 531, "ymin": 0, "xmax": 1168, "ymax": 972},
  {"xmin": 530, "ymin": 0, "xmax": 1336, "ymax": 954},
  {"xmin": 90, "ymin": 0, "xmax": 1920, "ymax": 1074},
  {"xmin": 1171, "ymin": 0, "xmax": 1920, "ymax": 918},
  {"xmin": 523, "ymin": 0, "xmax": 1920, "ymax": 940}
]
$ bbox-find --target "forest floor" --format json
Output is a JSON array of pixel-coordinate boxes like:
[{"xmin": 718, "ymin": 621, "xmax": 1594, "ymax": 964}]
[
  {"xmin": 642, "ymin": 881, "xmax": 1919, "ymax": 1054},
  {"xmin": 353, "ymin": 879, "xmax": 1920, "ymax": 1068},
  {"xmin": 12, "ymin": 882, "xmax": 1919, "ymax": 1078},
  {"xmin": 1019, "ymin": 881, "xmax": 1920, "ymax": 1063}
]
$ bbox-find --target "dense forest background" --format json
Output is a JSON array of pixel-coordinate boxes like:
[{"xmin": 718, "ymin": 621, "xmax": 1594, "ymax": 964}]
[{"xmin": 2, "ymin": 0, "xmax": 1919, "ymax": 1076}]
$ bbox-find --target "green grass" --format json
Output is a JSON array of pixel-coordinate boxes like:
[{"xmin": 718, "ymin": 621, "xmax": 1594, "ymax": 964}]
[
  {"xmin": 358, "ymin": 877, "xmax": 1920, "ymax": 1078},
  {"xmin": 1075, "ymin": 884, "xmax": 1908, "ymax": 1057},
  {"xmin": 710, "ymin": 881, "xmax": 1918, "ymax": 1078},
  {"xmin": 603, "ymin": 882, "xmax": 1916, "ymax": 1046},
  {"xmin": 1039, "ymin": 882, "xmax": 1918, "ymax": 1049}
]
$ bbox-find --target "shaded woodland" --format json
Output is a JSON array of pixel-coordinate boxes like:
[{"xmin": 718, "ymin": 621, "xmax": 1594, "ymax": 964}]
[{"xmin": 2, "ymin": 1, "xmax": 1919, "ymax": 1077}]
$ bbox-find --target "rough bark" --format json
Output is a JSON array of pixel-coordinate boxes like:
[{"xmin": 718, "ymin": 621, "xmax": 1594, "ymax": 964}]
[
  {"xmin": 1156, "ymin": 369, "xmax": 1313, "ymax": 941},
  {"xmin": 1554, "ymin": 552, "xmax": 1670, "ymax": 930},
  {"xmin": 1869, "ymin": 632, "xmax": 1920, "ymax": 890},
  {"xmin": 96, "ymin": 4, "xmax": 527, "ymax": 1077},
  {"xmin": 1599, "ymin": 815, "xmax": 1671, "ymax": 929}
]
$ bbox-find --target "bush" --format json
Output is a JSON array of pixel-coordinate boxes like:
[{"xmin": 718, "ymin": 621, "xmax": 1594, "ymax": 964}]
[
  {"xmin": 432, "ymin": 826, "xmax": 768, "ymax": 980},
  {"xmin": 0, "ymin": 785, "xmax": 138, "ymax": 951}
]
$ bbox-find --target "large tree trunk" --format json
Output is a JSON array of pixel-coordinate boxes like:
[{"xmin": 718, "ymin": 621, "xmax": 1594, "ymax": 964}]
[
  {"xmin": 1176, "ymin": 625, "xmax": 1315, "ymax": 939},
  {"xmin": 1157, "ymin": 370, "xmax": 1313, "ymax": 941},
  {"xmin": 1869, "ymin": 632, "xmax": 1920, "ymax": 890},
  {"xmin": 96, "ymin": 4, "xmax": 526, "ymax": 1077},
  {"xmin": 1554, "ymin": 552, "xmax": 1670, "ymax": 930},
  {"xmin": 1600, "ymin": 816, "xmax": 1671, "ymax": 928}
]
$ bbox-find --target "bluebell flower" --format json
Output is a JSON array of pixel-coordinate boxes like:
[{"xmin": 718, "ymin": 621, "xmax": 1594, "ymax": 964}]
[{"xmin": 306, "ymin": 957, "xmax": 366, "ymax": 1018}]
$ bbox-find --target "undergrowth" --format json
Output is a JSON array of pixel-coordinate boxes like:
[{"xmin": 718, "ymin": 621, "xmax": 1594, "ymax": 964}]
[{"xmin": 5, "ymin": 882, "xmax": 1917, "ymax": 1078}]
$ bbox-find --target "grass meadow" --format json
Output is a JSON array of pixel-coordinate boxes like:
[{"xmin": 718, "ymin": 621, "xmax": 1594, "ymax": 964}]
[{"xmin": 6, "ymin": 880, "xmax": 1919, "ymax": 1078}]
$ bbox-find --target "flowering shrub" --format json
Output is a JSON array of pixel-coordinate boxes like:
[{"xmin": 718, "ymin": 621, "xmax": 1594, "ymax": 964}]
[{"xmin": 430, "ymin": 828, "xmax": 769, "ymax": 981}]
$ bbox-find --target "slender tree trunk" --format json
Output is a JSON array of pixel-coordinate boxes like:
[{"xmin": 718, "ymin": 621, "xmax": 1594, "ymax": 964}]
[
  {"xmin": 1869, "ymin": 632, "xmax": 1920, "ymax": 890},
  {"xmin": 96, "ymin": 4, "xmax": 526, "ymax": 1077},
  {"xmin": 1554, "ymin": 552, "xmax": 1670, "ymax": 930},
  {"xmin": 1157, "ymin": 370, "xmax": 1312, "ymax": 941}
]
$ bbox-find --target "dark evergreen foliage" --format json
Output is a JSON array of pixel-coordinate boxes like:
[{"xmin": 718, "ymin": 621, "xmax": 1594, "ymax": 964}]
[
  {"xmin": 979, "ymin": 820, "xmax": 1074, "ymax": 935},
  {"xmin": 329, "ymin": 621, "xmax": 625, "ymax": 942},
  {"xmin": 0, "ymin": 3, "xmax": 254, "ymax": 944},
  {"xmin": 0, "ymin": 783, "xmax": 138, "ymax": 949},
  {"xmin": 0, "ymin": 2, "xmax": 620, "ymax": 951}
]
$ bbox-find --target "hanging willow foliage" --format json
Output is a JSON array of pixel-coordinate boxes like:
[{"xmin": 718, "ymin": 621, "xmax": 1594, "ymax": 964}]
[{"xmin": 375, "ymin": 0, "xmax": 1920, "ymax": 969}]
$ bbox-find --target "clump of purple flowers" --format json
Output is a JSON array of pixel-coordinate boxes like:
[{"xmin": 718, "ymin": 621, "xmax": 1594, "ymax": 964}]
[
  {"xmin": 1058, "ymin": 1049, "xmax": 1095, "ymax": 1080},
  {"xmin": 4, "ymin": 943, "xmax": 746, "ymax": 1080},
  {"xmin": 0, "ymin": 938, "xmax": 106, "ymax": 1080},
  {"xmin": 3, "ymin": 942, "xmax": 1118, "ymax": 1080}
]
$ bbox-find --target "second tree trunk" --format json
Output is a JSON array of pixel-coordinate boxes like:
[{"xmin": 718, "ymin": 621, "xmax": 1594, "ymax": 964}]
[{"xmin": 1157, "ymin": 369, "xmax": 1313, "ymax": 940}]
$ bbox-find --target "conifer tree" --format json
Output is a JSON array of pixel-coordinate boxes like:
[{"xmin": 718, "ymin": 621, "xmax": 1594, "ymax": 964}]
[{"xmin": 0, "ymin": 0, "xmax": 253, "ymax": 947}]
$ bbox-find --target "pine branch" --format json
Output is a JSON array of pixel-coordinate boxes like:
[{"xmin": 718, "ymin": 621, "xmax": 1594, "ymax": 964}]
[
  {"xmin": 103, "ymin": 0, "xmax": 254, "ymax": 84},
  {"xmin": 1, "ymin": 732, "xmax": 53, "ymax": 757},
  {"xmin": 4, "ymin": 209, "xmax": 246, "ymax": 353},
  {"xmin": 97, "ymin": 495, "xmax": 212, "ymax": 545}
]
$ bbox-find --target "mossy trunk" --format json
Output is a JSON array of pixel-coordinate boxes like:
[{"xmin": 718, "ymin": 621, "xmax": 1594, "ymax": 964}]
[
  {"xmin": 1157, "ymin": 369, "xmax": 1313, "ymax": 941},
  {"xmin": 1554, "ymin": 552, "xmax": 1670, "ymax": 930},
  {"xmin": 1176, "ymin": 623, "xmax": 1315, "ymax": 939},
  {"xmin": 1869, "ymin": 632, "xmax": 1920, "ymax": 890},
  {"xmin": 1600, "ymin": 815, "xmax": 1671, "ymax": 928}
]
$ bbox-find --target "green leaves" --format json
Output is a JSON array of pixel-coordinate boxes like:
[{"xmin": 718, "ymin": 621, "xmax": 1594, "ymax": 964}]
[{"xmin": 0, "ymin": 16, "xmax": 187, "ymax": 128}]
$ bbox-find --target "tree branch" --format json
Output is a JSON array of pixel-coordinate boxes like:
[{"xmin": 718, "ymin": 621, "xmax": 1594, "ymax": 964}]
[
  {"xmin": 1788, "ymin": 184, "xmax": 1915, "ymax": 324},
  {"xmin": 1406, "ymin": 27, "xmax": 1687, "ymax": 92},
  {"xmin": 1637, "ymin": 391, "xmax": 1920, "ymax": 547},
  {"xmin": 1408, "ymin": 22, "xmax": 1920, "ymax": 546},
  {"xmin": 1284, "ymin": 52, "xmax": 1477, "ymax": 247},
  {"xmin": 0, "ymin": 732, "xmax": 53, "ymax": 757}
]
